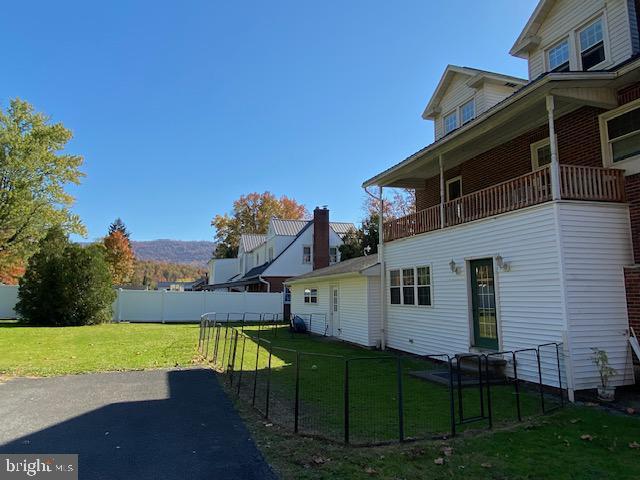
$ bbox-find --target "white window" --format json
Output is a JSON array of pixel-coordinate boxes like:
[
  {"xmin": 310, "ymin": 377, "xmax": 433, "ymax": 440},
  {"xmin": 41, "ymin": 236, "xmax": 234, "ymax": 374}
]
[
  {"xmin": 388, "ymin": 266, "xmax": 432, "ymax": 306},
  {"xmin": 329, "ymin": 247, "xmax": 338, "ymax": 264},
  {"xmin": 530, "ymin": 138, "xmax": 552, "ymax": 170},
  {"xmin": 284, "ymin": 286, "xmax": 291, "ymax": 303},
  {"xmin": 461, "ymin": 99, "xmax": 475, "ymax": 125},
  {"xmin": 600, "ymin": 100, "xmax": 640, "ymax": 174},
  {"xmin": 304, "ymin": 288, "xmax": 318, "ymax": 304},
  {"xmin": 579, "ymin": 18, "xmax": 605, "ymax": 70},
  {"xmin": 303, "ymin": 246, "xmax": 311, "ymax": 264},
  {"xmin": 547, "ymin": 39, "xmax": 570, "ymax": 72},
  {"xmin": 444, "ymin": 111, "xmax": 458, "ymax": 135},
  {"xmin": 446, "ymin": 176, "xmax": 462, "ymax": 201},
  {"xmin": 268, "ymin": 247, "xmax": 274, "ymax": 261}
]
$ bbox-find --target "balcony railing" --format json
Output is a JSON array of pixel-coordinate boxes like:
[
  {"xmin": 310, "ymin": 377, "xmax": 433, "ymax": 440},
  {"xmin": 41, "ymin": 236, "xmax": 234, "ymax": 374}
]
[{"xmin": 383, "ymin": 165, "xmax": 626, "ymax": 242}]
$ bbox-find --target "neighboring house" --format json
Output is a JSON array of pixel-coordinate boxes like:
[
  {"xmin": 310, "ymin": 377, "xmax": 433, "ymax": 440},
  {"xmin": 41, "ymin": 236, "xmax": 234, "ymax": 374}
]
[
  {"xmin": 290, "ymin": 0, "xmax": 640, "ymax": 399},
  {"xmin": 156, "ymin": 281, "xmax": 196, "ymax": 292},
  {"xmin": 204, "ymin": 208, "xmax": 355, "ymax": 297},
  {"xmin": 287, "ymin": 255, "xmax": 381, "ymax": 347}
]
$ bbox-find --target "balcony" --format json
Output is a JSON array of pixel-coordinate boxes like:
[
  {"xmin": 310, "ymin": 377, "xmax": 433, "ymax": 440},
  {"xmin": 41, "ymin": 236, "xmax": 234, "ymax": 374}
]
[{"xmin": 383, "ymin": 165, "xmax": 626, "ymax": 242}]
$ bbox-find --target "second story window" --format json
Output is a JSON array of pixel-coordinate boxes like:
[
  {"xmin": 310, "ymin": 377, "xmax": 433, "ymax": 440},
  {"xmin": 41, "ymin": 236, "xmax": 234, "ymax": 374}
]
[
  {"xmin": 461, "ymin": 99, "xmax": 475, "ymax": 125},
  {"xmin": 303, "ymin": 246, "xmax": 311, "ymax": 264},
  {"xmin": 579, "ymin": 18, "xmax": 605, "ymax": 70},
  {"xmin": 548, "ymin": 39, "xmax": 570, "ymax": 72},
  {"xmin": 444, "ymin": 111, "xmax": 458, "ymax": 135},
  {"xmin": 268, "ymin": 247, "xmax": 274, "ymax": 261},
  {"xmin": 329, "ymin": 247, "xmax": 338, "ymax": 263}
]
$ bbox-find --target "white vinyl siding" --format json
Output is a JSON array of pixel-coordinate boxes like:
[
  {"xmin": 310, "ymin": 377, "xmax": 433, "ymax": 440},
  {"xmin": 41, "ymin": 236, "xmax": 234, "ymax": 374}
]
[
  {"xmin": 290, "ymin": 275, "xmax": 380, "ymax": 347},
  {"xmin": 557, "ymin": 202, "xmax": 634, "ymax": 390},
  {"xmin": 526, "ymin": 0, "xmax": 633, "ymax": 78}
]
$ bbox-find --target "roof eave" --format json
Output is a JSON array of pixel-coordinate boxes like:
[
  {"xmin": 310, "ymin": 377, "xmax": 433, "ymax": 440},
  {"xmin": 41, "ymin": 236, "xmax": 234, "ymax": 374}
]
[{"xmin": 362, "ymin": 71, "xmax": 617, "ymax": 188}]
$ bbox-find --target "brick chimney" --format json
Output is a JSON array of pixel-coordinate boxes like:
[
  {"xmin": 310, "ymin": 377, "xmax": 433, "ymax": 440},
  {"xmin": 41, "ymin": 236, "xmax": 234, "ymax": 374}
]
[{"xmin": 313, "ymin": 206, "xmax": 330, "ymax": 270}]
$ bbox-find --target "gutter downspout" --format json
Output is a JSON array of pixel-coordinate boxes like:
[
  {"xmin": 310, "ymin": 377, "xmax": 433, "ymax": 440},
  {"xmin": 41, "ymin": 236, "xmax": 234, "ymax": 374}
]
[
  {"xmin": 365, "ymin": 185, "xmax": 386, "ymax": 350},
  {"xmin": 258, "ymin": 276, "xmax": 271, "ymax": 292}
]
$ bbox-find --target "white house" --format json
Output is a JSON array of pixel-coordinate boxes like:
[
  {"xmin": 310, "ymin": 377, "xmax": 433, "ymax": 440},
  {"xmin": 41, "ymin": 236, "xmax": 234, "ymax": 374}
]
[
  {"xmin": 287, "ymin": 255, "xmax": 382, "ymax": 347},
  {"xmin": 205, "ymin": 208, "xmax": 355, "ymax": 297},
  {"xmin": 289, "ymin": 0, "xmax": 640, "ymax": 399}
]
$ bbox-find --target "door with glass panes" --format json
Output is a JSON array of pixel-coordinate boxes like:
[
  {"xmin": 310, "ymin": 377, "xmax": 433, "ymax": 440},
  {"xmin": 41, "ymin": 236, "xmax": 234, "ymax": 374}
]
[{"xmin": 469, "ymin": 259, "xmax": 499, "ymax": 350}]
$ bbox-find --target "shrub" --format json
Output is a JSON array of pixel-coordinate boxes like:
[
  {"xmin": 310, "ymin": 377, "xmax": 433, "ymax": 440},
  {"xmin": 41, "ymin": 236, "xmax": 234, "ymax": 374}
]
[{"xmin": 16, "ymin": 227, "xmax": 116, "ymax": 326}]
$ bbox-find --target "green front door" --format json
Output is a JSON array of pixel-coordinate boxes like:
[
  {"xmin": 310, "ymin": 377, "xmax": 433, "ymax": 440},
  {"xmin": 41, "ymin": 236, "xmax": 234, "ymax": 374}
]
[{"xmin": 470, "ymin": 258, "xmax": 499, "ymax": 350}]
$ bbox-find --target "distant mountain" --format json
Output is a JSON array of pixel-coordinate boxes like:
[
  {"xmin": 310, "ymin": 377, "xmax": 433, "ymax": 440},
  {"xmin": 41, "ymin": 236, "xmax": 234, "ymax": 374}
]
[{"xmin": 131, "ymin": 240, "xmax": 214, "ymax": 267}]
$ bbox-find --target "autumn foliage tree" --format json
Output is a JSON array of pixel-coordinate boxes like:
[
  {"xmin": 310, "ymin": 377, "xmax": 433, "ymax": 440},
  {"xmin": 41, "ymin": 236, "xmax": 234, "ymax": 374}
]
[
  {"xmin": 212, "ymin": 192, "xmax": 307, "ymax": 258},
  {"xmin": 103, "ymin": 230, "xmax": 135, "ymax": 285}
]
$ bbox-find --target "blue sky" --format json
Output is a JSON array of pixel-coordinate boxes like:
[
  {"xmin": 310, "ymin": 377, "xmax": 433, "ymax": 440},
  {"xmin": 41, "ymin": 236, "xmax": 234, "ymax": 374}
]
[{"xmin": 0, "ymin": 0, "xmax": 538, "ymax": 241}]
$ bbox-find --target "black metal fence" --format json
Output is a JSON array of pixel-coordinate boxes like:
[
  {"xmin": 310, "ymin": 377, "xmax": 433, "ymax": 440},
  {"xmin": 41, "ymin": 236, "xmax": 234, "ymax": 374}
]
[{"xmin": 197, "ymin": 316, "xmax": 565, "ymax": 446}]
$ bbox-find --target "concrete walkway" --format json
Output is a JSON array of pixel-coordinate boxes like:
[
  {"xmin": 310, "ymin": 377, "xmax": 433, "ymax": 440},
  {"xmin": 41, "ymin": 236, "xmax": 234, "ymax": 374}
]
[{"xmin": 0, "ymin": 368, "xmax": 276, "ymax": 480}]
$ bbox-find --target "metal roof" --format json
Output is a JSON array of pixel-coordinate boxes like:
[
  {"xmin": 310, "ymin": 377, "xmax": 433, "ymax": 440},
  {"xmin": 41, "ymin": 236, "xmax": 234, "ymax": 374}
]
[
  {"xmin": 270, "ymin": 218, "xmax": 356, "ymax": 237},
  {"xmin": 240, "ymin": 234, "xmax": 267, "ymax": 252}
]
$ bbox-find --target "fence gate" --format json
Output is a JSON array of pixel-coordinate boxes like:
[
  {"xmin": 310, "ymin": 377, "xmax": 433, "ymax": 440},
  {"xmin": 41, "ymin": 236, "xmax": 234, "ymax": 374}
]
[{"xmin": 455, "ymin": 354, "xmax": 488, "ymax": 427}]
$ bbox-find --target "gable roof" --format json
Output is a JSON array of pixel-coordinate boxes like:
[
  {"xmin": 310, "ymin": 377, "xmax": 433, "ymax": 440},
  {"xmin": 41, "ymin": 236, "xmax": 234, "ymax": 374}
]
[
  {"xmin": 422, "ymin": 65, "xmax": 527, "ymax": 119},
  {"xmin": 510, "ymin": 0, "xmax": 554, "ymax": 57},
  {"xmin": 270, "ymin": 218, "xmax": 356, "ymax": 238},
  {"xmin": 240, "ymin": 234, "xmax": 267, "ymax": 253},
  {"xmin": 286, "ymin": 255, "xmax": 380, "ymax": 283}
]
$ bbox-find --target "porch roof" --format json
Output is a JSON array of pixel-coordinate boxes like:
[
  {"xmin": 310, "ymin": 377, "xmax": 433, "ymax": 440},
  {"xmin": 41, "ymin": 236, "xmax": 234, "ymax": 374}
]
[{"xmin": 361, "ymin": 65, "xmax": 640, "ymax": 189}]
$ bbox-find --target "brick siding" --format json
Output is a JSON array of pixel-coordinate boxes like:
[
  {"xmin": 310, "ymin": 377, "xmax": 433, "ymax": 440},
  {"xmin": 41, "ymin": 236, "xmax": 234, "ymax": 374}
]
[
  {"xmin": 624, "ymin": 267, "xmax": 640, "ymax": 334},
  {"xmin": 415, "ymin": 106, "xmax": 604, "ymax": 209}
]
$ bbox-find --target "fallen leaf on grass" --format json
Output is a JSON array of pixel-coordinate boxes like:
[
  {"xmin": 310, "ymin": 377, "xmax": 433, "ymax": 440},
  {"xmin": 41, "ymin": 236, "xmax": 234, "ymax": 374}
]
[
  {"xmin": 627, "ymin": 408, "xmax": 636, "ymax": 415},
  {"xmin": 434, "ymin": 457, "xmax": 445, "ymax": 465},
  {"xmin": 312, "ymin": 456, "xmax": 328, "ymax": 465},
  {"xmin": 481, "ymin": 463, "xmax": 493, "ymax": 469},
  {"xmin": 629, "ymin": 441, "xmax": 640, "ymax": 449},
  {"xmin": 442, "ymin": 447, "xmax": 454, "ymax": 457},
  {"xmin": 580, "ymin": 434, "xmax": 593, "ymax": 441},
  {"xmin": 569, "ymin": 418, "xmax": 581, "ymax": 424},
  {"xmin": 364, "ymin": 466, "xmax": 377, "ymax": 475},
  {"xmin": 264, "ymin": 423, "xmax": 273, "ymax": 427}
]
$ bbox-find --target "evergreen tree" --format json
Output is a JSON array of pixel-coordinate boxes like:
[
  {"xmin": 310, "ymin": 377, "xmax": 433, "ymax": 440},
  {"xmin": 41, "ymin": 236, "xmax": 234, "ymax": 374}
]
[
  {"xmin": 16, "ymin": 227, "xmax": 115, "ymax": 326},
  {"xmin": 108, "ymin": 218, "xmax": 130, "ymax": 242}
]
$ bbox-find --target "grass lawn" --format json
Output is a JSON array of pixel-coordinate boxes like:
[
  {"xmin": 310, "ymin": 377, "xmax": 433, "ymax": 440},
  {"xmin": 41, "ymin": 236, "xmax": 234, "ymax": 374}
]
[
  {"xmin": 205, "ymin": 326, "xmax": 640, "ymax": 479},
  {"xmin": 0, "ymin": 322, "xmax": 200, "ymax": 376},
  {"xmin": 204, "ymin": 325, "xmax": 559, "ymax": 445}
]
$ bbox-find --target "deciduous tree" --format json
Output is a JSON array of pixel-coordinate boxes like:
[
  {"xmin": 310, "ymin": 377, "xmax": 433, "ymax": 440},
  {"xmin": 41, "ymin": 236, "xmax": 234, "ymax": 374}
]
[
  {"xmin": 103, "ymin": 230, "xmax": 135, "ymax": 285},
  {"xmin": 212, "ymin": 192, "xmax": 307, "ymax": 258},
  {"xmin": 0, "ymin": 99, "xmax": 85, "ymax": 274}
]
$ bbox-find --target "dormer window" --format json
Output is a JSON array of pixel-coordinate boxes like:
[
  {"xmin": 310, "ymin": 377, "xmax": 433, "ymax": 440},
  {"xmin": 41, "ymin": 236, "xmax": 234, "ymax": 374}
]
[
  {"xmin": 444, "ymin": 111, "xmax": 458, "ymax": 135},
  {"xmin": 461, "ymin": 99, "xmax": 475, "ymax": 125},
  {"xmin": 548, "ymin": 39, "xmax": 570, "ymax": 72},
  {"xmin": 579, "ymin": 18, "xmax": 605, "ymax": 70}
]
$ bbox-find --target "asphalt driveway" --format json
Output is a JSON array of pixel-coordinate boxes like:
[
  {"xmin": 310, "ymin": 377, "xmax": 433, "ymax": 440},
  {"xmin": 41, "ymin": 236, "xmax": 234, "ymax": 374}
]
[{"xmin": 0, "ymin": 368, "xmax": 276, "ymax": 480}]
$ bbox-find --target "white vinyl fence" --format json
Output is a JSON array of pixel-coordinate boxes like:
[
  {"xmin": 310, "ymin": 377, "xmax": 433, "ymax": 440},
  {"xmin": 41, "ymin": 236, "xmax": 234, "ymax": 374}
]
[
  {"xmin": 0, "ymin": 285, "xmax": 19, "ymax": 318},
  {"xmin": 115, "ymin": 290, "xmax": 283, "ymax": 323},
  {"xmin": 0, "ymin": 286, "xmax": 283, "ymax": 323}
]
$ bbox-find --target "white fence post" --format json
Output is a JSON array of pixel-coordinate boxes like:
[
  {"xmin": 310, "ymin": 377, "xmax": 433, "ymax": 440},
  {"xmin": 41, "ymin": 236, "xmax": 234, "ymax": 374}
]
[{"xmin": 161, "ymin": 289, "xmax": 166, "ymax": 324}]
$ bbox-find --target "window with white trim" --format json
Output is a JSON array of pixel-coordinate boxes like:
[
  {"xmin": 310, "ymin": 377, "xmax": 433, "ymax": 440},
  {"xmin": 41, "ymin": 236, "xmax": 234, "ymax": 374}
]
[
  {"xmin": 284, "ymin": 286, "xmax": 291, "ymax": 303},
  {"xmin": 600, "ymin": 102, "xmax": 640, "ymax": 168},
  {"xmin": 530, "ymin": 138, "xmax": 552, "ymax": 170},
  {"xmin": 268, "ymin": 247, "xmax": 274, "ymax": 261},
  {"xmin": 303, "ymin": 245, "xmax": 311, "ymax": 264},
  {"xmin": 303, "ymin": 288, "xmax": 318, "ymax": 304},
  {"xmin": 547, "ymin": 39, "xmax": 570, "ymax": 72},
  {"xmin": 329, "ymin": 246, "xmax": 338, "ymax": 264},
  {"xmin": 579, "ymin": 18, "xmax": 605, "ymax": 70},
  {"xmin": 389, "ymin": 266, "xmax": 432, "ymax": 306},
  {"xmin": 461, "ymin": 99, "xmax": 475, "ymax": 125},
  {"xmin": 446, "ymin": 176, "xmax": 462, "ymax": 201},
  {"xmin": 444, "ymin": 111, "xmax": 458, "ymax": 135}
]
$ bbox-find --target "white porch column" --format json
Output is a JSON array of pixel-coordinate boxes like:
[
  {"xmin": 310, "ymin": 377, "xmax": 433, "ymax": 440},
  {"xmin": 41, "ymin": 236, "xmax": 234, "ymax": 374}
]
[
  {"xmin": 378, "ymin": 186, "xmax": 387, "ymax": 350},
  {"xmin": 439, "ymin": 155, "xmax": 445, "ymax": 228},
  {"xmin": 546, "ymin": 95, "xmax": 561, "ymax": 200}
]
